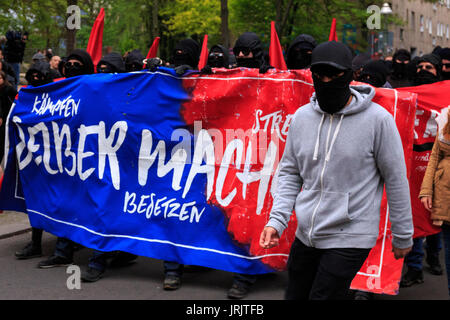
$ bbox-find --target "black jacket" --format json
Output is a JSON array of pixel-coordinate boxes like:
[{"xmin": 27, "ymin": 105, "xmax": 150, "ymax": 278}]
[{"xmin": 4, "ymin": 31, "xmax": 26, "ymax": 64}]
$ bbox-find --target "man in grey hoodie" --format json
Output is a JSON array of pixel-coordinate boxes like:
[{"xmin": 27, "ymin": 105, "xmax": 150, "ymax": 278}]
[{"xmin": 259, "ymin": 41, "xmax": 414, "ymax": 300}]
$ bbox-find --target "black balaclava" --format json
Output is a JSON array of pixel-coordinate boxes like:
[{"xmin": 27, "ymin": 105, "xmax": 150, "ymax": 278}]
[
  {"xmin": 97, "ymin": 52, "xmax": 126, "ymax": 73},
  {"xmin": 173, "ymin": 39, "xmax": 200, "ymax": 69},
  {"xmin": 207, "ymin": 45, "xmax": 230, "ymax": 68},
  {"xmin": 25, "ymin": 61, "xmax": 52, "ymax": 87},
  {"xmin": 413, "ymin": 54, "xmax": 442, "ymax": 86},
  {"xmin": 310, "ymin": 41, "xmax": 354, "ymax": 114},
  {"xmin": 287, "ymin": 34, "xmax": 317, "ymax": 70},
  {"xmin": 359, "ymin": 60, "xmax": 389, "ymax": 88},
  {"xmin": 233, "ymin": 32, "xmax": 264, "ymax": 69},
  {"xmin": 438, "ymin": 47, "xmax": 450, "ymax": 80},
  {"xmin": 392, "ymin": 49, "xmax": 411, "ymax": 80},
  {"xmin": 65, "ymin": 49, "xmax": 94, "ymax": 78},
  {"xmin": 124, "ymin": 50, "xmax": 144, "ymax": 72}
]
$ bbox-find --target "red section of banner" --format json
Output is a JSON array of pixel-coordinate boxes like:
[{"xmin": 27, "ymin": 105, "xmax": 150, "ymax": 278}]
[
  {"xmin": 86, "ymin": 8, "xmax": 105, "ymax": 71},
  {"xmin": 180, "ymin": 70, "xmax": 417, "ymax": 295},
  {"xmin": 350, "ymin": 88, "xmax": 417, "ymax": 295},
  {"xmin": 398, "ymin": 80, "xmax": 450, "ymax": 238}
]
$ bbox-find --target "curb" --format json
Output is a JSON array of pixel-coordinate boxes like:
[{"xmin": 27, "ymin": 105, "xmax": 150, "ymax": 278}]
[{"xmin": 0, "ymin": 227, "xmax": 32, "ymax": 240}]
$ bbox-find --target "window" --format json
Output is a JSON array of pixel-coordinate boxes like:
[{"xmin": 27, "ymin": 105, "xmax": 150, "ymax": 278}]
[
  {"xmin": 420, "ymin": 15, "xmax": 424, "ymax": 32},
  {"xmin": 447, "ymin": 25, "xmax": 449, "ymax": 39},
  {"xmin": 411, "ymin": 11, "xmax": 415, "ymax": 30}
]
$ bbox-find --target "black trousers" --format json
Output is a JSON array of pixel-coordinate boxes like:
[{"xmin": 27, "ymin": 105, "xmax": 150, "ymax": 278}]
[{"xmin": 285, "ymin": 238, "xmax": 371, "ymax": 300}]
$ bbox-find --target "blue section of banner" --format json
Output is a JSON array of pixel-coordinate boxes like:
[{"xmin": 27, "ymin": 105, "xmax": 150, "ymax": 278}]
[{"xmin": 0, "ymin": 69, "xmax": 272, "ymax": 274}]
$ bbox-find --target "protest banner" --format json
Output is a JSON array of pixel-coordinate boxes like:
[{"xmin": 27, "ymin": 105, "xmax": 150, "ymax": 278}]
[{"xmin": 0, "ymin": 68, "xmax": 417, "ymax": 293}]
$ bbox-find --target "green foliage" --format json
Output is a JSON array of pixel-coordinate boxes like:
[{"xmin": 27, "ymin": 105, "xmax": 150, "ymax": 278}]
[{"xmin": 0, "ymin": 0, "xmax": 411, "ymax": 61}]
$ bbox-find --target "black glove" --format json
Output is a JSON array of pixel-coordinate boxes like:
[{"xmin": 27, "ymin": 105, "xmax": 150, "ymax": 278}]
[
  {"xmin": 200, "ymin": 65, "xmax": 213, "ymax": 75},
  {"xmin": 259, "ymin": 64, "xmax": 274, "ymax": 74},
  {"xmin": 174, "ymin": 65, "xmax": 193, "ymax": 76},
  {"xmin": 146, "ymin": 58, "xmax": 162, "ymax": 72}
]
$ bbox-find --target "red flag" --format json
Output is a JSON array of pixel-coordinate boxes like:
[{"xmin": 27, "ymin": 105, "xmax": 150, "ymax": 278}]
[
  {"xmin": 198, "ymin": 34, "xmax": 209, "ymax": 70},
  {"xmin": 269, "ymin": 21, "xmax": 287, "ymax": 70},
  {"xmin": 143, "ymin": 37, "xmax": 161, "ymax": 69},
  {"xmin": 86, "ymin": 8, "xmax": 105, "ymax": 71},
  {"xmin": 329, "ymin": 18, "xmax": 338, "ymax": 41}
]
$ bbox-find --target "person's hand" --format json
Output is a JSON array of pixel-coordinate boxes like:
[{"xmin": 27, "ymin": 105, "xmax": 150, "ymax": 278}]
[
  {"xmin": 200, "ymin": 65, "xmax": 212, "ymax": 75},
  {"xmin": 392, "ymin": 246, "xmax": 412, "ymax": 260},
  {"xmin": 145, "ymin": 58, "xmax": 162, "ymax": 72},
  {"xmin": 432, "ymin": 219, "xmax": 443, "ymax": 226},
  {"xmin": 174, "ymin": 65, "xmax": 192, "ymax": 76},
  {"xmin": 420, "ymin": 196, "xmax": 432, "ymax": 211},
  {"xmin": 259, "ymin": 227, "xmax": 280, "ymax": 249},
  {"xmin": 259, "ymin": 64, "xmax": 273, "ymax": 74}
]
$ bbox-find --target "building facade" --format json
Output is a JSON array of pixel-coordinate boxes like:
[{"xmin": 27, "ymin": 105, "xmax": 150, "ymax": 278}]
[{"xmin": 389, "ymin": 0, "xmax": 450, "ymax": 56}]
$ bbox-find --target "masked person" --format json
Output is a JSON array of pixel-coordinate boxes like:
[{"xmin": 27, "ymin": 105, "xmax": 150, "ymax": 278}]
[
  {"xmin": 259, "ymin": 41, "xmax": 414, "ymax": 300},
  {"xmin": 170, "ymin": 38, "xmax": 200, "ymax": 76},
  {"xmin": 388, "ymin": 49, "xmax": 412, "ymax": 88},
  {"xmin": 358, "ymin": 60, "xmax": 392, "ymax": 88},
  {"xmin": 124, "ymin": 49, "xmax": 145, "ymax": 72},
  {"xmin": 413, "ymin": 54, "xmax": 442, "ymax": 86},
  {"xmin": 63, "ymin": 49, "xmax": 95, "ymax": 78},
  {"xmin": 14, "ymin": 61, "xmax": 61, "ymax": 261},
  {"xmin": 37, "ymin": 49, "xmax": 94, "ymax": 269},
  {"xmin": 24, "ymin": 60, "xmax": 54, "ymax": 87},
  {"xmin": 438, "ymin": 48, "xmax": 450, "ymax": 81},
  {"xmin": 351, "ymin": 53, "xmax": 371, "ymax": 81},
  {"xmin": 233, "ymin": 32, "xmax": 271, "ymax": 73},
  {"xmin": 286, "ymin": 34, "xmax": 317, "ymax": 70},
  {"xmin": 97, "ymin": 52, "xmax": 126, "ymax": 73}
]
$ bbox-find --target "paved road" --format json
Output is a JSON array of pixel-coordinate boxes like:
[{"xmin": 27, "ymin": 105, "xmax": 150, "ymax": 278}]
[{"xmin": 0, "ymin": 211, "xmax": 448, "ymax": 301}]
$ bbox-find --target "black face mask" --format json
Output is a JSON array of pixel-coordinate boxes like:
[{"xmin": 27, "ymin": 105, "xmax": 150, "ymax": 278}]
[
  {"xmin": 236, "ymin": 57, "xmax": 260, "ymax": 69},
  {"xmin": 313, "ymin": 70, "xmax": 353, "ymax": 114},
  {"xmin": 65, "ymin": 65, "xmax": 84, "ymax": 78},
  {"xmin": 290, "ymin": 49, "xmax": 312, "ymax": 70},
  {"xmin": 359, "ymin": 74, "xmax": 384, "ymax": 88},
  {"xmin": 392, "ymin": 62, "xmax": 408, "ymax": 79},
  {"xmin": 414, "ymin": 70, "xmax": 439, "ymax": 85},
  {"xmin": 173, "ymin": 52, "xmax": 194, "ymax": 68},
  {"xmin": 442, "ymin": 72, "xmax": 450, "ymax": 81},
  {"xmin": 208, "ymin": 52, "xmax": 225, "ymax": 68}
]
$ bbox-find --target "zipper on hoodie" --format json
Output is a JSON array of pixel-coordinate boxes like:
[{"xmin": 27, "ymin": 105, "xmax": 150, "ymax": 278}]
[{"xmin": 308, "ymin": 113, "xmax": 344, "ymax": 246}]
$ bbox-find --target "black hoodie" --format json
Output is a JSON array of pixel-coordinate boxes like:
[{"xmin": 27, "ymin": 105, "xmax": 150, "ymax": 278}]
[
  {"xmin": 65, "ymin": 49, "xmax": 95, "ymax": 77},
  {"xmin": 25, "ymin": 61, "xmax": 54, "ymax": 86},
  {"xmin": 125, "ymin": 50, "xmax": 145, "ymax": 72},
  {"xmin": 173, "ymin": 39, "xmax": 200, "ymax": 69},
  {"xmin": 233, "ymin": 32, "xmax": 264, "ymax": 68},
  {"xmin": 98, "ymin": 52, "xmax": 126, "ymax": 73},
  {"xmin": 286, "ymin": 34, "xmax": 317, "ymax": 70}
]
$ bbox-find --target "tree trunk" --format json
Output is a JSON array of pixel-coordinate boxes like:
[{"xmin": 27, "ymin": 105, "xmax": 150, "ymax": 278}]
[
  {"xmin": 66, "ymin": 0, "xmax": 78, "ymax": 55},
  {"xmin": 152, "ymin": 0, "xmax": 160, "ymax": 55},
  {"xmin": 220, "ymin": 0, "xmax": 230, "ymax": 48}
]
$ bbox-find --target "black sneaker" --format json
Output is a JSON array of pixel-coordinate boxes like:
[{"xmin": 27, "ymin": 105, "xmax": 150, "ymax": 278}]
[
  {"xmin": 400, "ymin": 268, "xmax": 424, "ymax": 287},
  {"xmin": 15, "ymin": 242, "xmax": 42, "ymax": 260},
  {"xmin": 354, "ymin": 290, "xmax": 374, "ymax": 300},
  {"xmin": 227, "ymin": 283, "xmax": 250, "ymax": 300},
  {"xmin": 426, "ymin": 256, "xmax": 443, "ymax": 275},
  {"xmin": 81, "ymin": 267, "xmax": 105, "ymax": 282},
  {"xmin": 163, "ymin": 274, "xmax": 181, "ymax": 290},
  {"xmin": 37, "ymin": 255, "xmax": 73, "ymax": 269}
]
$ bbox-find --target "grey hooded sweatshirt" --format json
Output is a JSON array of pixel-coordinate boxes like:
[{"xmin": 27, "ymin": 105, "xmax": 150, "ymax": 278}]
[{"xmin": 266, "ymin": 85, "xmax": 414, "ymax": 250}]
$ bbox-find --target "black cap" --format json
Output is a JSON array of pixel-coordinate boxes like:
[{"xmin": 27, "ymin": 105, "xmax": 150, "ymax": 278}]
[{"xmin": 311, "ymin": 41, "xmax": 353, "ymax": 71}]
